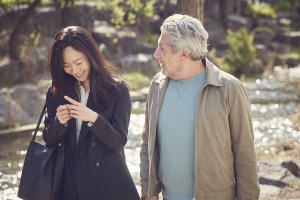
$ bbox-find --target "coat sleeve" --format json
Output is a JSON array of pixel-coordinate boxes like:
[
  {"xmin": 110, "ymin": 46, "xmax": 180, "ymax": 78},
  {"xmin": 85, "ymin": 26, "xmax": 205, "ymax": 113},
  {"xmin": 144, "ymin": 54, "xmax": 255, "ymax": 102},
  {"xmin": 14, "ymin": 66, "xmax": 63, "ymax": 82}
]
[
  {"xmin": 228, "ymin": 82, "xmax": 260, "ymax": 200},
  {"xmin": 89, "ymin": 81, "xmax": 132, "ymax": 152},
  {"xmin": 43, "ymin": 88, "xmax": 67, "ymax": 146}
]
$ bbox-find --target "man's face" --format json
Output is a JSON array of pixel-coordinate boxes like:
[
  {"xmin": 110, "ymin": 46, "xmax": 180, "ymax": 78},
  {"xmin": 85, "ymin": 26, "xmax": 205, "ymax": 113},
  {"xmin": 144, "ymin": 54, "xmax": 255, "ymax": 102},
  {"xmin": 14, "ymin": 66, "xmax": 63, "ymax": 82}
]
[{"xmin": 153, "ymin": 33, "xmax": 183, "ymax": 79}]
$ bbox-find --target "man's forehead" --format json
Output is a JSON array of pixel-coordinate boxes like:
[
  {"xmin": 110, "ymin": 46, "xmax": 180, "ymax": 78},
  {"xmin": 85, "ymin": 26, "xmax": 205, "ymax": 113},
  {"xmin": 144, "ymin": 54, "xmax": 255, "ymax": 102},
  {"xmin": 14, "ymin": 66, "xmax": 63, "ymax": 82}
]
[{"xmin": 158, "ymin": 33, "xmax": 169, "ymax": 45}]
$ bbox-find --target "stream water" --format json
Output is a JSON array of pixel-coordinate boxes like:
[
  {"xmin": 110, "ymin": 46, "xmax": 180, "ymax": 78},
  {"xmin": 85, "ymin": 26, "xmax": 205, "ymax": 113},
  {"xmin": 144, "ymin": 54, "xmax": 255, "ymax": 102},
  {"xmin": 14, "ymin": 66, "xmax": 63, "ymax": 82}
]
[{"xmin": 1, "ymin": 66, "xmax": 300, "ymax": 199}]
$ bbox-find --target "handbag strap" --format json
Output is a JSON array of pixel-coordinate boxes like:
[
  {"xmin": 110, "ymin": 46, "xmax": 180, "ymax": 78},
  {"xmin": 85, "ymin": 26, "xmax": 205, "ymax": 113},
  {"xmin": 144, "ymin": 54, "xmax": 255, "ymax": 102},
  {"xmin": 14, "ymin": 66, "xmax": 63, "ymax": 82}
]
[{"xmin": 32, "ymin": 103, "xmax": 47, "ymax": 141}]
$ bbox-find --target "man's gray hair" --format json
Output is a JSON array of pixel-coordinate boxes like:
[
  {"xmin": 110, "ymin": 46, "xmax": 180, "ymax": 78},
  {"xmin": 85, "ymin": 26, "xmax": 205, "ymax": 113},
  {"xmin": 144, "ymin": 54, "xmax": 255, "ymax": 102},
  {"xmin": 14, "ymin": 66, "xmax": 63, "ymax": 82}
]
[{"xmin": 160, "ymin": 14, "xmax": 209, "ymax": 61}]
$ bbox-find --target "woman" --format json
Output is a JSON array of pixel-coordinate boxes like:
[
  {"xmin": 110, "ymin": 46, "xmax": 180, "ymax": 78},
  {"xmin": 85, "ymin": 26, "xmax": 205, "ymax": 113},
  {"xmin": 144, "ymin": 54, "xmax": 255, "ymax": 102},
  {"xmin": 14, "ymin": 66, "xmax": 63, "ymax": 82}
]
[{"xmin": 43, "ymin": 26, "xmax": 140, "ymax": 200}]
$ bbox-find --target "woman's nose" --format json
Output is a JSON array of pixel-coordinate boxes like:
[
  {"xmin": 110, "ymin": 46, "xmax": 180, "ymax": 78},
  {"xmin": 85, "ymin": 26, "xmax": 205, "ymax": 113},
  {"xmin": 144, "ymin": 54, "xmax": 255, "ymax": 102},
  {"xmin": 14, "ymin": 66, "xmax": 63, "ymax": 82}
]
[{"xmin": 71, "ymin": 65, "xmax": 80, "ymax": 74}]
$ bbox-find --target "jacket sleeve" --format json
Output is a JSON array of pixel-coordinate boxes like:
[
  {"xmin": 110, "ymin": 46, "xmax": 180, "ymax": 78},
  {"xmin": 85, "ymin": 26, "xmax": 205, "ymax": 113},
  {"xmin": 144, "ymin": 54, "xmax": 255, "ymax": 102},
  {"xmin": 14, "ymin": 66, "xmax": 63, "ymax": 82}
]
[
  {"xmin": 228, "ymin": 83, "xmax": 260, "ymax": 200},
  {"xmin": 89, "ymin": 81, "xmax": 132, "ymax": 152},
  {"xmin": 43, "ymin": 88, "xmax": 67, "ymax": 146},
  {"xmin": 140, "ymin": 95, "xmax": 150, "ymax": 197},
  {"xmin": 140, "ymin": 77, "xmax": 162, "ymax": 198}
]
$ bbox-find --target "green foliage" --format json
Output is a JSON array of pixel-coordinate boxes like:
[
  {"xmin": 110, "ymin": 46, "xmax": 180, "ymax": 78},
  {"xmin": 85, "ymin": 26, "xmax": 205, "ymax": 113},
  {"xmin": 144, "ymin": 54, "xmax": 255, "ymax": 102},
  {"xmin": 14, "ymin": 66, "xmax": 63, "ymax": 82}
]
[
  {"xmin": 1, "ymin": 0, "xmax": 30, "ymax": 12},
  {"xmin": 0, "ymin": 0, "xmax": 52, "ymax": 12},
  {"xmin": 141, "ymin": 34, "xmax": 158, "ymax": 45},
  {"xmin": 290, "ymin": 47, "xmax": 300, "ymax": 60},
  {"xmin": 225, "ymin": 28, "xmax": 256, "ymax": 77},
  {"xmin": 100, "ymin": 0, "xmax": 155, "ymax": 28},
  {"xmin": 207, "ymin": 49, "xmax": 232, "ymax": 74},
  {"xmin": 246, "ymin": 1, "xmax": 276, "ymax": 19},
  {"xmin": 273, "ymin": 0, "xmax": 300, "ymax": 12},
  {"xmin": 123, "ymin": 72, "xmax": 151, "ymax": 90}
]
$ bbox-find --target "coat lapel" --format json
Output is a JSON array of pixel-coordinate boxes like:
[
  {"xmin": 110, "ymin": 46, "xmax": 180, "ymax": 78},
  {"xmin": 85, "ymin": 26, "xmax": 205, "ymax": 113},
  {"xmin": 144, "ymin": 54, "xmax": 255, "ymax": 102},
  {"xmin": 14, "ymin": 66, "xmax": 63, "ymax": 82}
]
[
  {"xmin": 77, "ymin": 93, "xmax": 96, "ymax": 145},
  {"xmin": 67, "ymin": 117, "xmax": 77, "ymax": 153}
]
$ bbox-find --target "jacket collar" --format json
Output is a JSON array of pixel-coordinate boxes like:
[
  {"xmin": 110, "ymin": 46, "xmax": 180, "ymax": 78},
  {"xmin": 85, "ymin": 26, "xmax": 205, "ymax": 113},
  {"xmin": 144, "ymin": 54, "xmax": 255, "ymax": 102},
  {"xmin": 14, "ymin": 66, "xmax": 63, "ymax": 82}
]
[
  {"xmin": 205, "ymin": 58, "xmax": 223, "ymax": 87},
  {"xmin": 154, "ymin": 58, "xmax": 223, "ymax": 87}
]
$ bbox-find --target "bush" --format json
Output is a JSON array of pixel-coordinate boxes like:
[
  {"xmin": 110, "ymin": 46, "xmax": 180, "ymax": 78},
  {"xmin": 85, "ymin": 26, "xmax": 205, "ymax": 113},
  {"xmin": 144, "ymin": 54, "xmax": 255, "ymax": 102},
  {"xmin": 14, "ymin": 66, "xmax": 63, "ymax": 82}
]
[
  {"xmin": 246, "ymin": 1, "xmax": 276, "ymax": 19},
  {"xmin": 225, "ymin": 28, "xmax": 256, "ymax": 78},
  {"xmin": 122, "ymin": 72, "xmax": 151, "ymax": 90},
  {"xmin": 207, "ymin": 49, "xmax": 232, "ymax": 74},
  {"xmin": 273, "ymin": 0, "xmax": 300, "ymax": 12}
]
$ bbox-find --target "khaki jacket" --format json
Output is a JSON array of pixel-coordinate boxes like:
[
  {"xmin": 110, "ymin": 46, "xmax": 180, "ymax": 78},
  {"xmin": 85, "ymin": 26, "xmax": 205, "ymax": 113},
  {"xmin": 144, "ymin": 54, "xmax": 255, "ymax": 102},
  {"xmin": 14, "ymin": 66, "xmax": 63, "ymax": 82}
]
[{"xmin": 140, "ymin": 59, "xmax": 260, "ymax": 200}]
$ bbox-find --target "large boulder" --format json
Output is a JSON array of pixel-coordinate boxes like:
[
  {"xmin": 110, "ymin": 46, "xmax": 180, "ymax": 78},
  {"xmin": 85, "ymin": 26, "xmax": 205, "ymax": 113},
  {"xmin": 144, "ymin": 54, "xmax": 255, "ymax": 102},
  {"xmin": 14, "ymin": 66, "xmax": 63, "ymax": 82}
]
[
  {"xmin": 10, "ymin": 85, "xmax": 44, "ymax": 118},
  {"xmin": 258, "ymin": 160, "xmax": 300, "ymax": 198},
  {"xmin": 118, "ymin": 54, "xmax": 159, "ymax": 77},
  {"xmin": 92, "ymin": 20, "xmax": 156, "ymax": 58},
  {"xmin": 0, "ymin": 57, "xmax": 21, "ymax": 86},
  {"xmin": 0, "ymin": 88, "xmax": 30, "ymax": 129},
  {"xmin": 0, "ymin": 85, "xmax": 45, "ymax": 129}
]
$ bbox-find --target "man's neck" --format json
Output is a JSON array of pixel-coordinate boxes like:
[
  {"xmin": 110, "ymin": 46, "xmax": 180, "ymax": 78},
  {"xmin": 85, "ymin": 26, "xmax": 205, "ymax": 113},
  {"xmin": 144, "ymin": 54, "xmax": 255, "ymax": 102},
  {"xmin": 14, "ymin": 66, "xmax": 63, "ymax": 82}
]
[{"xmin": 173, "ymin": 59, "xmax": 205, "ymax": 80}]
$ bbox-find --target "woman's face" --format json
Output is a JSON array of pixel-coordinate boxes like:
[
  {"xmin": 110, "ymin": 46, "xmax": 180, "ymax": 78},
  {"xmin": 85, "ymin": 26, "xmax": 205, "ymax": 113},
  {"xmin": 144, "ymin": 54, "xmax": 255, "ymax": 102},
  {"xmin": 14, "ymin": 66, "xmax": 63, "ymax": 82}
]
[{"xmin": 62, "ymin": 46, "xmax": 91, "ymax": 86}]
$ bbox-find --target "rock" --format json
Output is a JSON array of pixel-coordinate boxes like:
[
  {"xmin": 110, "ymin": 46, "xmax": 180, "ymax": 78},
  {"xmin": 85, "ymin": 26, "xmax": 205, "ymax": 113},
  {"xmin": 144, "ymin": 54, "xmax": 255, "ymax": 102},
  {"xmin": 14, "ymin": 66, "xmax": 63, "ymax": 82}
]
[
  {"xmin": 258, "ymin": 160, "xmax": 300, "ymax": 188},
  {"xmin": 118, "ymin": 54, "xmax": 159, "ymax": 77},
  {"xmin": 254, "ymin": 29, "xmax": 276, "ymax": 46},
  {"xmin": 0, "ymin": 88, "xmax": 31, "ymax": 129},
  {"xmin": 92, "ymin": 20, "xmax": 156, "ymax": 58},
  {"xmin": 10, "ymin": 85, "xmax": 44, "ymax": 118},
  {"xmin": 281, "ymin": 160, "xmax": 300, "ymax": 177},
  {"xmin": 34, "ymin": 6, "xmax": 62, "ymax": 37},
  {"xmin": 227, "ymin": 14, "xmax": 253, "ymax": 31},
  {"xmin": 259, "ymin": 184, "xmax": 281, "ymax": 198},
  {"xmin": 269, "ymin": 42, "xmax": 291, "ymax": 54},
  {"xmin": 0, "ymin": 57, "xmax": 21, "ymax": 86}
]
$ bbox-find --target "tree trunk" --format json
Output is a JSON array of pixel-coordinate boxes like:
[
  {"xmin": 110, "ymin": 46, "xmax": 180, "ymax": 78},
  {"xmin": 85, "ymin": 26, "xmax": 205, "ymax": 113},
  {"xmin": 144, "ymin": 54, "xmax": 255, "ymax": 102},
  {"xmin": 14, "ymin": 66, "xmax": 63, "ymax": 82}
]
[
  {"xmin": 8, "ymin": 0, "xmax": 41, "ymax": 60},
  {"xmin": 176, "ymin": 0, "xmax": 205, "ymax": 23}
]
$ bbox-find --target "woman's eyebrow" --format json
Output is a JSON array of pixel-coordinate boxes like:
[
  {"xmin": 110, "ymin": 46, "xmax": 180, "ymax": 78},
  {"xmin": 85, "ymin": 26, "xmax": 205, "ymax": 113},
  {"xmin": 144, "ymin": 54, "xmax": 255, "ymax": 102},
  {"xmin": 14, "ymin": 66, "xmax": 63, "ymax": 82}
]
[{"xmin": 63, "ymin": 58, "xmax": 84, "ymax": 65}]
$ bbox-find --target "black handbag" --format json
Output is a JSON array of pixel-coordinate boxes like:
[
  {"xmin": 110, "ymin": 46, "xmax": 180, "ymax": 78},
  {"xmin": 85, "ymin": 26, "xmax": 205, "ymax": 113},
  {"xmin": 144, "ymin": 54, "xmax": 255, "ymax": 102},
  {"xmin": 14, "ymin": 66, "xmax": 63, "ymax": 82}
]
[{"xmin": 18, "ymin": 104, "xmax": 64, "ymax": 200}]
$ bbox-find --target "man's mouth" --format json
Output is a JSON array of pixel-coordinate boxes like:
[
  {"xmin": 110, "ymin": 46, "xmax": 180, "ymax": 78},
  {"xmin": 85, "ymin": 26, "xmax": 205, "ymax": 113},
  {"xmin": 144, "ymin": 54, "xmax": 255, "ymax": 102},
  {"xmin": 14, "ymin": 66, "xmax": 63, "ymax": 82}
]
[{"xmin": 158, "ymin": 61, "xmax": 164, "ymax": 67}]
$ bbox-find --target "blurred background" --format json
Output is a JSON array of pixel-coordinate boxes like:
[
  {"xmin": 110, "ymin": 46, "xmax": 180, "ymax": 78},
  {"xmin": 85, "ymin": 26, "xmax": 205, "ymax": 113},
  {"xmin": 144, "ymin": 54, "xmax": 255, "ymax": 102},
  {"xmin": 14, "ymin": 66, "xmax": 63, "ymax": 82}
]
[{"xmin": 0, "ymin": 0, "xmax": 300, "ymax": 199}]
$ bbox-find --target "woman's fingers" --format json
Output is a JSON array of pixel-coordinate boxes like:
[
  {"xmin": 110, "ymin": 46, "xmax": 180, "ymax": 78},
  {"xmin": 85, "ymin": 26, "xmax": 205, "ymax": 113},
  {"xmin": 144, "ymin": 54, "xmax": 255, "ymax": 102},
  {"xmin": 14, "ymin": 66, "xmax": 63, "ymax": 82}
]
[
  {"xmin": 61, "ymin": 96, "xmax": 97, "ymax": 122},
  {"xmin": 64, "ymin": 95, "xmax": 81, "ymax": 106},
  {"xmin": 56, "ymin": 105, "xmax": 71, "ymax": 124}
]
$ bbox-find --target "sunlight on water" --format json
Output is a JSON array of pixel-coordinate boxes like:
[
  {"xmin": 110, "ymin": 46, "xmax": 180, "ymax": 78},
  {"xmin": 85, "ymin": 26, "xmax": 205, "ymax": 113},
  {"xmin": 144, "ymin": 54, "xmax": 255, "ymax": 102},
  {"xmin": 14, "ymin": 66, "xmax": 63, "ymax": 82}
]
[{"xmin": 1, "ymin": 68, "xmax": 300, "ymax": 199}]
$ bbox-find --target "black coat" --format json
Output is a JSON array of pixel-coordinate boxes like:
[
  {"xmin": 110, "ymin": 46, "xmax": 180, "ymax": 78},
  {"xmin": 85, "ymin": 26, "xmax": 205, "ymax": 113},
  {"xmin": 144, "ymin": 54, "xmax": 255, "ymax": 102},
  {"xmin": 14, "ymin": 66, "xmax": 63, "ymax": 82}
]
[{"xmin": 43, "ymin": 81, "xmax": 140, "ymax": 200}]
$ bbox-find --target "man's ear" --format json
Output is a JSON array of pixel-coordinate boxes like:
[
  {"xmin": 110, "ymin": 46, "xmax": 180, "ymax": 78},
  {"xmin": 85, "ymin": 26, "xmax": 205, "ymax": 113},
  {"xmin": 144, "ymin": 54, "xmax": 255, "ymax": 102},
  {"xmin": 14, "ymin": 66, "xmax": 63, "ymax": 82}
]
[{"xmin": 181, "ymin": 50, "xmax": 190, "ymax": 60}]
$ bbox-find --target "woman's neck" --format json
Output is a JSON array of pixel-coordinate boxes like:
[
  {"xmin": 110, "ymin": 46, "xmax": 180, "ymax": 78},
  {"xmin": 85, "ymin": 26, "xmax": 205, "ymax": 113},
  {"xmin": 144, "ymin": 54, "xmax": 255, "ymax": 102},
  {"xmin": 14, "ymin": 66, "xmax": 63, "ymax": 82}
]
[{"xmin": 81, "ymin": 80, "xmax": 90, "ymax": 92}]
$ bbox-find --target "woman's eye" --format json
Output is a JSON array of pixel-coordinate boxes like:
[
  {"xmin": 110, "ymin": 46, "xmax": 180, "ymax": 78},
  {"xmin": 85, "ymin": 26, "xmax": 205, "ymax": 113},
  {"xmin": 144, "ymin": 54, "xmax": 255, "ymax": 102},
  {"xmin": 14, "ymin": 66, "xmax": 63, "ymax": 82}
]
[{"xmin": 76, "ymin": 62, "xmax": 82, "ymax": 65}]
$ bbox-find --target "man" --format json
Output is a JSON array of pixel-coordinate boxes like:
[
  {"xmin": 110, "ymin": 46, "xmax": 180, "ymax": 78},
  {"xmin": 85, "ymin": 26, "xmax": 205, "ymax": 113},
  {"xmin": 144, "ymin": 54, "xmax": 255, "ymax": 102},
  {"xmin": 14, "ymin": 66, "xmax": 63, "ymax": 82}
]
[{"xmin": 140, "ymin": 14, "xmax": 260, "ymax": 200}]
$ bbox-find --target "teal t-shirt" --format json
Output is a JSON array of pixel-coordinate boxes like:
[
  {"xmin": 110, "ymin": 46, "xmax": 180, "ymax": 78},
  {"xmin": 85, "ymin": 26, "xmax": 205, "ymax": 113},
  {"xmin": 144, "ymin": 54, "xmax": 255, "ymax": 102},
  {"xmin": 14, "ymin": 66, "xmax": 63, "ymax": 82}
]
[{"xmin": 158, "ymin": 70, "xmax": 206, "ymax": 200}]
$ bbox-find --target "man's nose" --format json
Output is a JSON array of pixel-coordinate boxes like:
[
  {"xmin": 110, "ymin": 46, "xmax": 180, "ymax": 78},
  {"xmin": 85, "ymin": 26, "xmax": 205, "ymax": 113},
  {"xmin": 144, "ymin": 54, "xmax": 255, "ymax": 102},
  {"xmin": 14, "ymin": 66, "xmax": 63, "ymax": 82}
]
[{"xmin": 153, "ymin": 48, "xmax": 159, "ymax": 59}]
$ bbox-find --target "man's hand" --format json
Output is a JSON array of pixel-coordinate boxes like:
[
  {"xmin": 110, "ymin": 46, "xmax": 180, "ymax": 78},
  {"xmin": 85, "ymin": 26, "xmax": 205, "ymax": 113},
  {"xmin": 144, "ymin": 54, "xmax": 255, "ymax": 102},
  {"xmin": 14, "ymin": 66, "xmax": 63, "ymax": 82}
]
[{"xmin": 64, "ymin": 96, "xmax": 98, "ymax": 123}]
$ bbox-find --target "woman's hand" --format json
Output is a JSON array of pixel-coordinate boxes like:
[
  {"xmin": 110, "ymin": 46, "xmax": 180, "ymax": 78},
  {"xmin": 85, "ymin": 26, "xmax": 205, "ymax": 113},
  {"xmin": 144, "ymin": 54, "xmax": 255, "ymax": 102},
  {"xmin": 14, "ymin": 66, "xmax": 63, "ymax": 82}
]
[
  {"xmin": 56, "ymin": 104, "xmax": 71, "ymax": 125},
  {"xmin": 64, "ymin": 96, "xmax": 98, "ymax": 123},
  {"xmin": 144, "ymin": 196, "xmax": 158, "ymax": 200}
]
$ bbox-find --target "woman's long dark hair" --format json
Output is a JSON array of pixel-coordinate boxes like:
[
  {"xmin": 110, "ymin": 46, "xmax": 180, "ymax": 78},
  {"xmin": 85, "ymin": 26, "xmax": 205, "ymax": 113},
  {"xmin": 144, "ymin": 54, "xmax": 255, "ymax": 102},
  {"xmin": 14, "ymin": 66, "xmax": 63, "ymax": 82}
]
[{"xmin": 48, "ymin": 26, "xmax": 121, "ymax": 108}]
